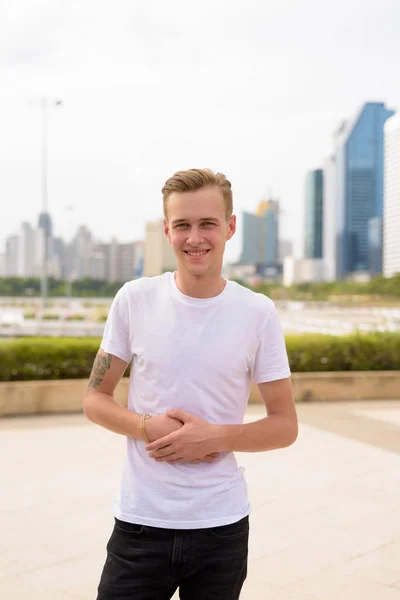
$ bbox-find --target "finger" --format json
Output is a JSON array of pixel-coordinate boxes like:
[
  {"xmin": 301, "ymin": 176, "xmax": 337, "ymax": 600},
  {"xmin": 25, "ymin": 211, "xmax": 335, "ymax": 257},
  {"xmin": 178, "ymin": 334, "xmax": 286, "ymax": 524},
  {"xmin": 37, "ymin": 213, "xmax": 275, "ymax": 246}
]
[
  {"xmin": 201, "ymin": 456, "xmax": 216, "ymax": 463},
  {"xmin": 207, "ymin": 453, "xmax": 220, "ymax": 458},
  {"xmin": 155, "ymin": 452, "xmax": 182, "ymax": 463},
  {"xmin": 191, "ymin": 459, "xmax": 201, "ymax": 464},
  {"xmin": 166, "ymin": 409, "xmax": 192, "ymax": 422},
  {"xmin": 146, "ymin": 432, "xmax": 178, "ymax": 452},
  {"xmin": 149, "ymin": 446, "xmax": 175, "ymax": 459}
]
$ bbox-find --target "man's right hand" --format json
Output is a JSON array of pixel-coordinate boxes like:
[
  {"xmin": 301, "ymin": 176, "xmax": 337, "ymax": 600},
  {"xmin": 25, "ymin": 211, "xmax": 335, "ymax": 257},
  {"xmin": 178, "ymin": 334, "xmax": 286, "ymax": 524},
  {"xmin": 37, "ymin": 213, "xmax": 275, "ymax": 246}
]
[{"xmin": 144, "ymin": 414, "xmax": 219, "ymax": 464}]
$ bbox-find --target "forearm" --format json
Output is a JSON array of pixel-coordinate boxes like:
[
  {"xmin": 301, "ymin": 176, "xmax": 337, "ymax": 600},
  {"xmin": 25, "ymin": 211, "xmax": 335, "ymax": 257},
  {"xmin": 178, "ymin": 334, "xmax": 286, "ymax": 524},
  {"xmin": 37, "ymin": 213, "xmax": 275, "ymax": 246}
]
[
  {"xmin": 83, "ymin": 391, "xmax": 145, "ymax": 440},
  {"xmin": 216, "ymin": 414, "xmax": 298, "ymax": 453}
]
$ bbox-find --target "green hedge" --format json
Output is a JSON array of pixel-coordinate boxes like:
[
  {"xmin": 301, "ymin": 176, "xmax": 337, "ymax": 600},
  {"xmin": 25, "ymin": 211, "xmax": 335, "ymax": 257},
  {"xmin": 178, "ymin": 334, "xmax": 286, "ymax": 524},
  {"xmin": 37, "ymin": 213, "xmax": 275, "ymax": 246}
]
[
  {"xmin": 0, "ymin": 338, "xmax": 100, "ymax": 382},
  {"xmin": 0, "ymin": 333, "xmax": 400, "ymax": 382}
]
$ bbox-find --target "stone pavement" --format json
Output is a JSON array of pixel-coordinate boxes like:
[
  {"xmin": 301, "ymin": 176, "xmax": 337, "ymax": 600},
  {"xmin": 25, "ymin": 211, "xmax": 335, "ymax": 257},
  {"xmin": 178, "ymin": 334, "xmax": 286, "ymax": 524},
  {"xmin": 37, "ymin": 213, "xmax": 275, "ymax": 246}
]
[{"xmin": 1, "ymin": 400, "xmax": 400, "ymax": 599}]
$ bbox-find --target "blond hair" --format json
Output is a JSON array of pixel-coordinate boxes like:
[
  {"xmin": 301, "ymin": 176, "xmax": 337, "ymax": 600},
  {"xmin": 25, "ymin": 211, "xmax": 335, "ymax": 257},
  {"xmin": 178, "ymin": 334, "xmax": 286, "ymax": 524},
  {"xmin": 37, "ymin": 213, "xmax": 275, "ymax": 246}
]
[{"xmin": 162, "ymin": 168, "xmax": 233, "ymax": 221}]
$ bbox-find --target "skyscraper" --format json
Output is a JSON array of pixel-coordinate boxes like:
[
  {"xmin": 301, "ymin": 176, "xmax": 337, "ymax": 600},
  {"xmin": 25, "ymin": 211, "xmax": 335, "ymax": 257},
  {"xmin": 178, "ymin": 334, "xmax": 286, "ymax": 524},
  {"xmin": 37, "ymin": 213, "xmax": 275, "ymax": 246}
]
[
  {"xmin": 333, "ymin": 102, "xmax": 395, "ymax": 278},
  {"xmin": 240, "ymin": 211, "xmax": 264, "ymax": 264},
  {"xmin": 304, "ymin": 170, "xmax": 324, "ymax": 259},
  {"xmin": 384, "ymin": 114, "xmax": 400, "ymax": 278},
  {"xmin": 5, "ymin": 235, "xmax": 19, "ymax": 276},
  {"xmin": 133, "ymin": 241, "xmax": 144, "ymax": 277},
  {"xmin": 38, "ymin": 211, "xmax": 52, "ymax": 261},
  {"xmin": 240, "ymin": 199, "xmax": 279, "ymax": 268},
  {"xmin": 322, "ymin": 155, "xmax": 336, "ymax": 280},
  {"xmin": 117, "ymin": 242, "xmax": 136, "ymax": 283},
  {"xmin": 143, "ymin": 220, "xmax": 176, "ymax": 277}
]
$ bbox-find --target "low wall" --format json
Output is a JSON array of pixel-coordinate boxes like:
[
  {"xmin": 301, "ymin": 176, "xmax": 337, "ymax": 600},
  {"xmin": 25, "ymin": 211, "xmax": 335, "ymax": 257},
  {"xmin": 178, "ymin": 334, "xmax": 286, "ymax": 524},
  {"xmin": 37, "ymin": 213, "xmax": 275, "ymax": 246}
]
[{"xmin": 0, "ymin": 371, "xmax": 399, "ymax": 417}]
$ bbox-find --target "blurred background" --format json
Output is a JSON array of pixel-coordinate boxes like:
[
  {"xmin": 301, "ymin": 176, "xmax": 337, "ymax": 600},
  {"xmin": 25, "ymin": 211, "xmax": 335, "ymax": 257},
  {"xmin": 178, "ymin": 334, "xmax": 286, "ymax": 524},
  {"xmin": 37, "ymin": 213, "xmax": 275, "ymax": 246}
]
[{"xmin": 0, "ymin": 0, "xmax": 399, "ymax": 340}]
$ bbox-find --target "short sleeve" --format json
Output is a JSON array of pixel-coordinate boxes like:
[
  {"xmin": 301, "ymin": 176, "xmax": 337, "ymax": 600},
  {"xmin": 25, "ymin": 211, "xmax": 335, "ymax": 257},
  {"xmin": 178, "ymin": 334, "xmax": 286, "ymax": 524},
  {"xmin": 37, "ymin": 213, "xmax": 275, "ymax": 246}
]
[
  {"xmin": 100, "ymin": 284, "xmax": 133, "ymax": 364},
  {"xmin": 252, "ymin": 303, "xmax": 291, "ymax": 384}
]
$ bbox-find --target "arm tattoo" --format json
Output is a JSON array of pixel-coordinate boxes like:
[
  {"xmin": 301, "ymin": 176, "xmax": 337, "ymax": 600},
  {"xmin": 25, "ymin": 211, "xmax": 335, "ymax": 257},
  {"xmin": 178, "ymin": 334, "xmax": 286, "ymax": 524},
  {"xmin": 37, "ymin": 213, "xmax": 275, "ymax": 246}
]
[{"xmin": 88, "ymin": 352, "xmax": 112, "ymax": 389}]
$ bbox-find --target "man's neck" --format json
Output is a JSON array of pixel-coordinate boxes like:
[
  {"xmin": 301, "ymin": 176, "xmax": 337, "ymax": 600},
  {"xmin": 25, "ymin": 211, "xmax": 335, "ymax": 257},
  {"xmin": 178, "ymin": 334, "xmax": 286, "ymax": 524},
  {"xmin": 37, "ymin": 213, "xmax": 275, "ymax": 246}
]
[{"xmin": 174, "ymin": 271, "xmax": 226, "ymax": 299}]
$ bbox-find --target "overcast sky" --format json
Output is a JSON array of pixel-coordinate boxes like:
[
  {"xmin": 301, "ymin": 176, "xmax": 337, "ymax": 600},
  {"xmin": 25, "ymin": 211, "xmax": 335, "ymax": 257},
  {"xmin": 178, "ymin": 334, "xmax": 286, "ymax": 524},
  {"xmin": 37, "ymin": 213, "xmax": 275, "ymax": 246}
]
[{"xmin": 0, "ymin": 0, "xmax": 399, "ymax": 262}]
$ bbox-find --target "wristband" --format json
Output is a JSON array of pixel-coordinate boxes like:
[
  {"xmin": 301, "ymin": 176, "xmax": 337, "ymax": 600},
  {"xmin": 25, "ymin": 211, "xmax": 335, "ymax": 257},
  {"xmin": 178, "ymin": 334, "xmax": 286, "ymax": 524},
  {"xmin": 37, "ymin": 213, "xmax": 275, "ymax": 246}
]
[{"xmin": 138, "ymin": 413, "xmax": 151, "ymax": 443}]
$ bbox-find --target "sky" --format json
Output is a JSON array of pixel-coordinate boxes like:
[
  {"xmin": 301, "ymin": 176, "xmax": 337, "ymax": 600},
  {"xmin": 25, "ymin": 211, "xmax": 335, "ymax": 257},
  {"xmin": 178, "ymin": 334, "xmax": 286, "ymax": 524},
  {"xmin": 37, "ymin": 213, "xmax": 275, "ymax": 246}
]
[{"xmin": 0, "ymin": 0, "xmax": 399, "ymax": 263}]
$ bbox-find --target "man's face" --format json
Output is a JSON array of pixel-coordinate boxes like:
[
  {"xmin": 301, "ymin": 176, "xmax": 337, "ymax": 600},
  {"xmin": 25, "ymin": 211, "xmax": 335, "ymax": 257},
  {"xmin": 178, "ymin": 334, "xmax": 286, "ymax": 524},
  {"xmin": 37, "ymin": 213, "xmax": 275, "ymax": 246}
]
[{"xmin": 164, "ymin": 186, "xmax": 236, "ymax": 278}]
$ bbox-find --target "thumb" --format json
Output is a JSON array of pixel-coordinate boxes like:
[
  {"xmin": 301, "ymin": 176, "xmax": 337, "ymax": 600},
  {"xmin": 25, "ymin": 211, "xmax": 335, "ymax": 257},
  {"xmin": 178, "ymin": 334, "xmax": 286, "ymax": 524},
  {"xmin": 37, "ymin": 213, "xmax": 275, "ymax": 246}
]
[{"xmin": 167, "ymin": 408, "xmax": 193, "ymax": 423}]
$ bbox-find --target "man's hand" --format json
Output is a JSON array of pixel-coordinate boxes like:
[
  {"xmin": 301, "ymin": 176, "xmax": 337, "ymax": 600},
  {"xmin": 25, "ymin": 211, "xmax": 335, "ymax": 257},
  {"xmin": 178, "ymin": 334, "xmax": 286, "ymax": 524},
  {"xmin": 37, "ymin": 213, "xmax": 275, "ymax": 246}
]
[
  {"xmin": 145, "ymin": 414, "xmax": 183, "ymax": 443},
  {"xmin": 145, "ymin": 409, "xmax": 221, "ymax": 464},
  {"xmin": 144, "ymin": 413, "xmax": 219, "ymax": 464}
]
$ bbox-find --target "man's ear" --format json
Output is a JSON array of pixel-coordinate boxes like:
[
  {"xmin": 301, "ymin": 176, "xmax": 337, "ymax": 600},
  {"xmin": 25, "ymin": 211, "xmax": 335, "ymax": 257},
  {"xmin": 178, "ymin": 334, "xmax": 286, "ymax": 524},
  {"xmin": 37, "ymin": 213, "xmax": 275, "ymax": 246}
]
[
  {"xmin": 226, "ymin": 215, "xmax": 236, "ymax": 241},
  {"xmin": 163, "ymin": 219, "xmax": 171, "ymax": 243}
]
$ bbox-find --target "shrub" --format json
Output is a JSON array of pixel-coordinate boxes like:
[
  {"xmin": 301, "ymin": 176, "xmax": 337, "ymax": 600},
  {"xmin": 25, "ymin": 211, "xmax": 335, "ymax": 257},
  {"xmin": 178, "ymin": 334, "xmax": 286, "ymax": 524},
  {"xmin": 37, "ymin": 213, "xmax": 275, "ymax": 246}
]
[
  {"xmin": 0, "ymin": 338, "xmax": 101, "ymax": 381},
  {"xmin": 287, "ymin": 333, "xmax": 400, "ymax": 372},
  {"xmin": 23, "ymin": 312, "xmax": 36, "ymax": 319},
  {"xmin": 65, "ymin": 314, "xmax": 86, "ymax": 321},
  {"xmin": 42, "ymin": 313, "xmax": 60, "ymax": 320},
  {"xmin": 0, "ymin": 333, "xmax": 399, "ymax": 382}
]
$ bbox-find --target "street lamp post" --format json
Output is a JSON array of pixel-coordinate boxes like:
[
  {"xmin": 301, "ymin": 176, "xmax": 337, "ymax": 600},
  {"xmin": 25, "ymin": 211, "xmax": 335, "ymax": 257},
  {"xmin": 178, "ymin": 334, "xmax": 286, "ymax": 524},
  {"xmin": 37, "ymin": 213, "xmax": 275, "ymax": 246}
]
[{"xmin": 39, "ymin": 98, "xmax": 63, "ymax": 309}]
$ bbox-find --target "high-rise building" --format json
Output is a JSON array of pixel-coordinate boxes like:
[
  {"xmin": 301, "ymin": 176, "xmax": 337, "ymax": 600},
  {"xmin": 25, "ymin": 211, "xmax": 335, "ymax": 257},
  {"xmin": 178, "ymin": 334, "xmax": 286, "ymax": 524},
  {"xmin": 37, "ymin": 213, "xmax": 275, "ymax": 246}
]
[
  {"xmin": 5, "ymin": 235, "xmax": 19, "ymax": 276},
  {"xmin": 117, "ymin": 242, "xmax": 136, "ymax": 283},
  {"xmin": 70, "ymin": 225, "xmax": 93, "ymax": 279},
  {"xmin": 0, "ymin": 253, "xmax": 5, "ymax": 277},
  {"xmin": 107, "ymin": 238, "xmax": 119, "ymax": 283},
  {"xmin": 90, "ymin": 250, "xmax": 107, "ymax": 281},
  {"xmin": 240, "ymin": 211, "xmax": 263, "ymax": 264},
  {"xmin": 94, "ymin": 242, "xmax": 114, "ymax": 282},
  {"xmin": 19, "ymin": 223, "xmax": 35, "ymax": 276},
  {"xmin": 322, "ymin": 155, "xmax": 336, "ymax": 281},
  {"xmin": 279, "ymin": 240, "xmax": 293, "ymax": 263},
  {"xmin": 304, "ymin": 170, "xmax": 324, "ymax": 259},
  {"xmin": 368, "ymin": 216, "xmax": 383, "ymax": 276},
  {"xmin": 38, "ymin": 211, "xmax": 53, "ymax": 265},
  {"xmin": 333, "ymin": 102, "xmax": 394, "ymax": 278},
  {"xmin": 143, "ymin": 220, "xmax": 176, "ymax": 277},
  {"xmin": 384, "ymin": 114, "xmax": 400, "ymax": 278},
  {"xmin": 133, "ymin": 241, "xmax": 144, "ymax": 278},
  {"xmin": 51, "ymin": 237, "xmax": 65, "ymax": 279},
  {"xmin": 240, "ymin": 199, "xmax": 279, "ymax": 268}
]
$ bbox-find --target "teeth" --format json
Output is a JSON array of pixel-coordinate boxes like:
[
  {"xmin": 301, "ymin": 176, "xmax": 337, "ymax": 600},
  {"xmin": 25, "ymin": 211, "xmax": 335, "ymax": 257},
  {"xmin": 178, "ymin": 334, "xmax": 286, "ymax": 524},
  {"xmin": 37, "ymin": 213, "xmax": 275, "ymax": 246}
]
[{"xmin": 187, "ymin": 251, "xmax": 207, "ymax": 256}]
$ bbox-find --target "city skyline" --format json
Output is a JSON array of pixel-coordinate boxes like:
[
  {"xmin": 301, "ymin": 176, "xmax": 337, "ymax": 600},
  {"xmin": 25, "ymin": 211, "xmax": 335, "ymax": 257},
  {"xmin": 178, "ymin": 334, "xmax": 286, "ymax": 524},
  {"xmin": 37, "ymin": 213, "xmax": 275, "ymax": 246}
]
[
  {"xmin": 1, "ymin": 213, "xmax": 144, "ymax": 282},
  {"xmin": 1, "ymin": 1, "xmax": 400, "ymax": 265}
]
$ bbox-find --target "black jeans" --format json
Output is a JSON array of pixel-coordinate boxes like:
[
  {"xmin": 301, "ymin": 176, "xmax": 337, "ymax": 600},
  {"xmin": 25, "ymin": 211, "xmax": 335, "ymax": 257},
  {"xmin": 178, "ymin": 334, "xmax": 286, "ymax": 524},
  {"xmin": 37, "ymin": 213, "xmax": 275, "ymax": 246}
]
[{"xmin": 97, "ymin": 516, "xmax": 249, "ymax": 599}]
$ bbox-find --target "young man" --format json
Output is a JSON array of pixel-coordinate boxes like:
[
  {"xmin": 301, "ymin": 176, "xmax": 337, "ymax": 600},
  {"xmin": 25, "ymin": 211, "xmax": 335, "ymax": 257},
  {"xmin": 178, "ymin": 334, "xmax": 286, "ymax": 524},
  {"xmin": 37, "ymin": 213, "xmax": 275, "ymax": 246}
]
[{"xmin": 83, "ymin": 168, "xmax": 298, "ymax": 600}]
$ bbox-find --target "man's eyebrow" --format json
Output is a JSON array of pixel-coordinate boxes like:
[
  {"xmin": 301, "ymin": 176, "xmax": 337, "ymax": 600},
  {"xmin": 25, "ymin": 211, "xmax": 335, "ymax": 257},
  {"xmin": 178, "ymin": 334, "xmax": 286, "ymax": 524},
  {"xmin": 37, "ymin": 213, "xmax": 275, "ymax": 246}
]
[{"xmin": 171, "ymin": 217, "xmax": 220, "ymax": 225}]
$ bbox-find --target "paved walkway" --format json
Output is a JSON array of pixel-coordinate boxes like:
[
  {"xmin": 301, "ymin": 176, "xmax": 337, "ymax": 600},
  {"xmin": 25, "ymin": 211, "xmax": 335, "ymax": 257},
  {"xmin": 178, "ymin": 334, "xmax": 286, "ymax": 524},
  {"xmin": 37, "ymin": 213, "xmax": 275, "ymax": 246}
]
[{"xmin": 1, "ymin": 401, "xmax": 400, "ymax": 599}]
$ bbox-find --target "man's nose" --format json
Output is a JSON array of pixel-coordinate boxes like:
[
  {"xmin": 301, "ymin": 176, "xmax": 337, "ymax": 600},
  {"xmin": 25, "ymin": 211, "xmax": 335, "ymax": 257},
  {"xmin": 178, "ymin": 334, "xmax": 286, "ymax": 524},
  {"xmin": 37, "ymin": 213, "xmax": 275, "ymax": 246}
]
[{"xmin": 187, "ymin": 228, "xmax": 204, "ymax": 245}]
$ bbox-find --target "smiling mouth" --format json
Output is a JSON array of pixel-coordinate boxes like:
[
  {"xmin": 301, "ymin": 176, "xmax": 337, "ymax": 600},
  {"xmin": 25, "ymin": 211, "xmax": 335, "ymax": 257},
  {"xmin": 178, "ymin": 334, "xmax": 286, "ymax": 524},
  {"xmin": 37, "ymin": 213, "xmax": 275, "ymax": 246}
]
[{"xmin": 184, "ymin": 250, "xmax": 210, "ymax": 257}]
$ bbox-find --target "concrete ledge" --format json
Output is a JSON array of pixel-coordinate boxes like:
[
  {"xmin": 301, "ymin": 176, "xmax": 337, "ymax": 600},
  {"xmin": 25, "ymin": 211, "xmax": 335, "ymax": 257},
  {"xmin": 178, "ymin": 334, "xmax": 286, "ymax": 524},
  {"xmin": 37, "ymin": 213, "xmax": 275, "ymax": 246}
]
[{"xmin": 1, "ymin": 371, "xmax": 400, "ymax": 417}]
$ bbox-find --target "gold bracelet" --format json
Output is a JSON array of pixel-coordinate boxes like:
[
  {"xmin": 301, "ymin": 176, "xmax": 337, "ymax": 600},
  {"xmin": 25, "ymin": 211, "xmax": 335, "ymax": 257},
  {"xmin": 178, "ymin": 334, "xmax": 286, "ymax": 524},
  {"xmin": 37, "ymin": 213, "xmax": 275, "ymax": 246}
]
[{"xmin": 137, "ymin": 413, "xmax": 151, "ymax": 443}]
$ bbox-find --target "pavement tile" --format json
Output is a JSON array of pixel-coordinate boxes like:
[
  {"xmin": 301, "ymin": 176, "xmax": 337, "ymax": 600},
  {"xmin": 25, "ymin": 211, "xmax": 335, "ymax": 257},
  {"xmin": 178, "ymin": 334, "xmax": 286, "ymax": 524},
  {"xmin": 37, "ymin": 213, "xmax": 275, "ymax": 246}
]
[
  {"xmin": 286, "ymin": 566, "xmax": 400, "ymax": 600},
  {"xmin": 0, "ymin": 574, "xmax": 75, "ymax": 600},
  {"xmin": 1, "ymin": 403, "xmax": 400, "ymax": 599},
  {"xmin": 2, "ymin": 552, "xmax": 105, "ymax": 595}
]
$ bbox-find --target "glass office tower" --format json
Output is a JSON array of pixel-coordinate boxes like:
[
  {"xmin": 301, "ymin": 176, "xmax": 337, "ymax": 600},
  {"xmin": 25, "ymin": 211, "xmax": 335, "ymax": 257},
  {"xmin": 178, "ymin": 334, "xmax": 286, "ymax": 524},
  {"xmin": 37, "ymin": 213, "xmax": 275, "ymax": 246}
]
[
  {"xmin": 304, "ymin": 169, "xmax": 324, "ymax": 259},
  {"xmin": 240, "ymin": 201, "xmax": 279, "ymax": 267},
  {"xmin": 334, "ymin": 102, "xmax": 395, "ymax": 278}
]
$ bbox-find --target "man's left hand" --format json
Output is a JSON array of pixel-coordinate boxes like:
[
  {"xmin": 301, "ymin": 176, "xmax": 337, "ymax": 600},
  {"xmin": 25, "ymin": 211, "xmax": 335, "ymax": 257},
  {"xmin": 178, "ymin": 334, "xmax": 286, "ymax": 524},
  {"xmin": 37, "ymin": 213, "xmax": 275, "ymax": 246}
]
[{"xmin": 145, "ymin": 409, "xmax": 221, "ymax": 463}]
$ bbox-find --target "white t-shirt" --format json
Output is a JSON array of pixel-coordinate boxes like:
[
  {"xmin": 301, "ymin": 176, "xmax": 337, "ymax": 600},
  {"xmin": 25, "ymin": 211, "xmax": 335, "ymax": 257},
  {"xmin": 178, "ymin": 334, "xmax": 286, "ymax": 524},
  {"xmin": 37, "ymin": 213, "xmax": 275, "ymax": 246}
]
[{"xmin": 101, "ymin": 272, "xmax": 291, "ymax": 529}]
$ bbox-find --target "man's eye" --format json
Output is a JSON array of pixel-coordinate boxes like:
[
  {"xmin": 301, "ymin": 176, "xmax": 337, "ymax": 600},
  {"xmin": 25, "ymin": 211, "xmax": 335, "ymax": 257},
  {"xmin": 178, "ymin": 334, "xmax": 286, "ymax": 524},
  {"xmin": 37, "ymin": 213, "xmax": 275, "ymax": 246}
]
[{"xmin": 202, "ymin": 222, "xmax": 215, "ymax": 227}]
